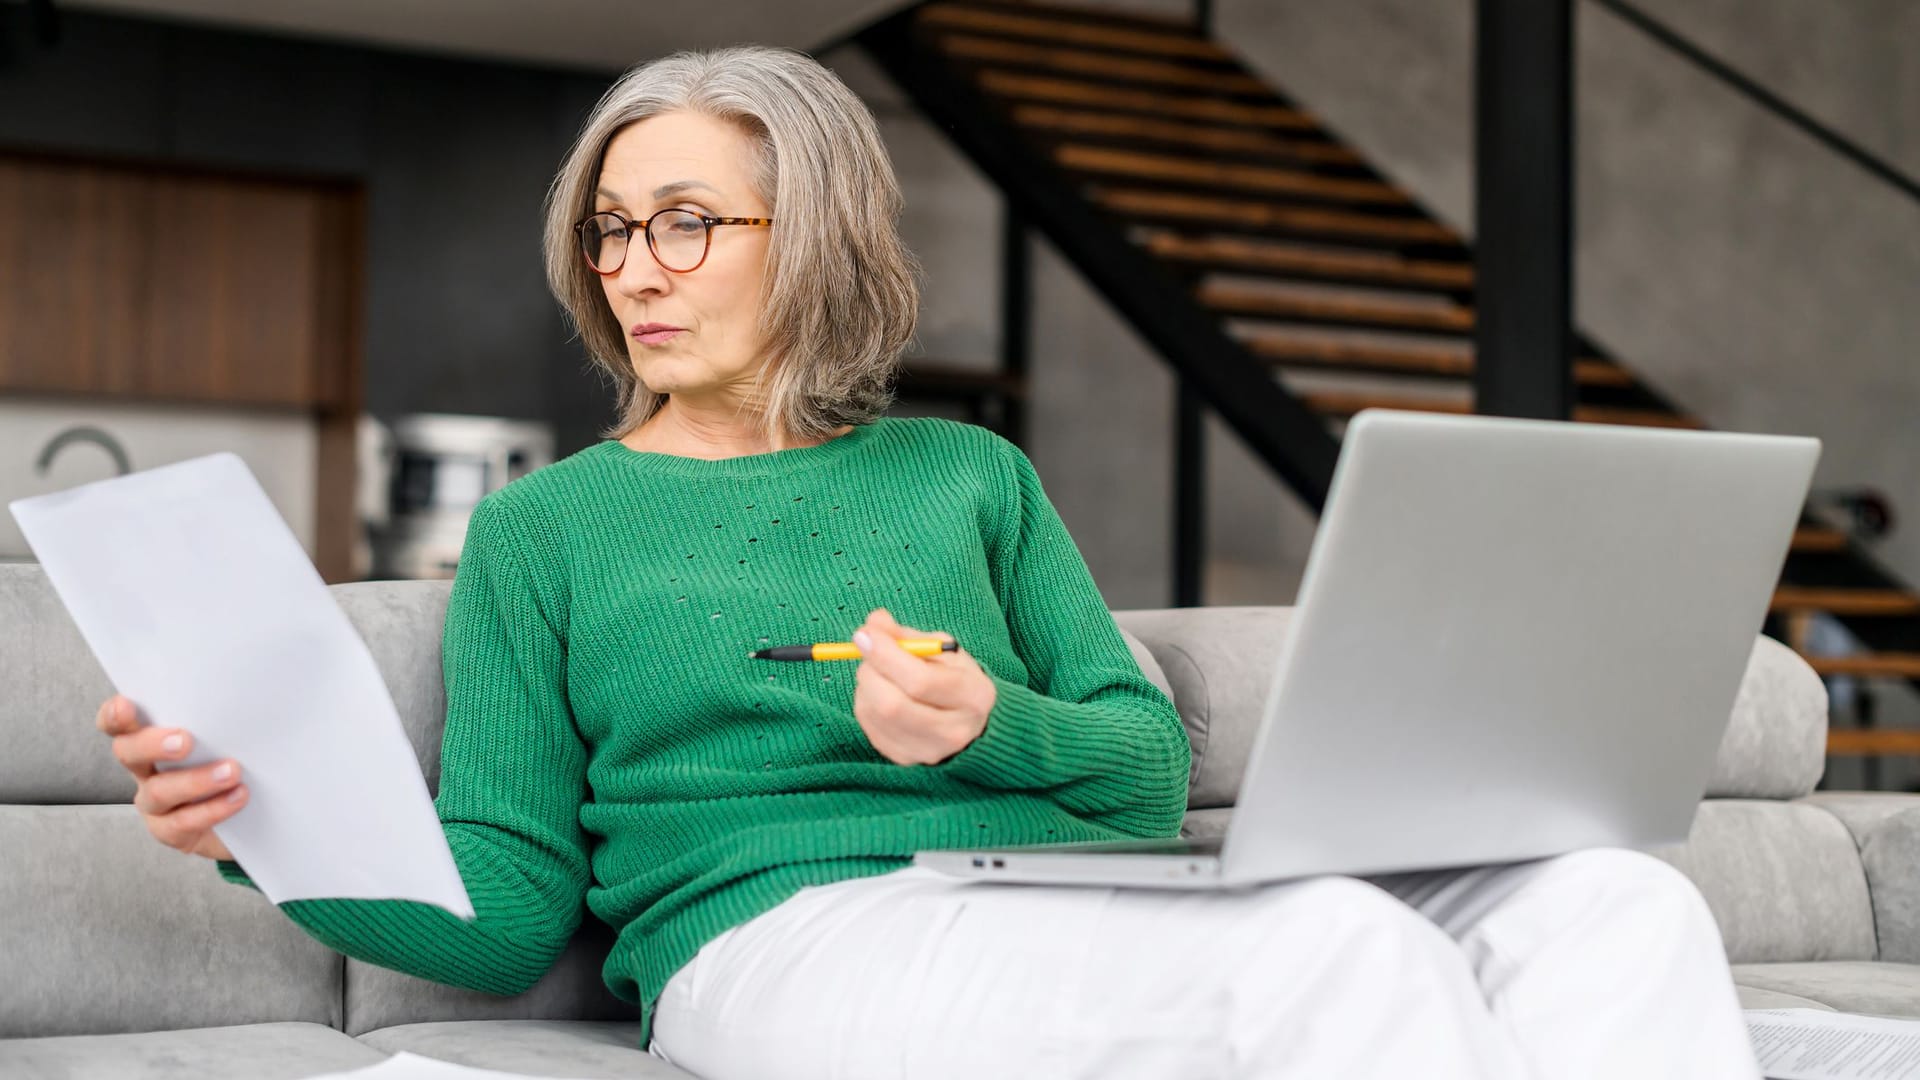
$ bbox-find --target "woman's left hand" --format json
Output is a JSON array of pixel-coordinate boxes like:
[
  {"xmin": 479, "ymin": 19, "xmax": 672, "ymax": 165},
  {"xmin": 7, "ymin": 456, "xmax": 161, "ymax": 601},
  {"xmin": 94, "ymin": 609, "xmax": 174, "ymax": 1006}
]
[{"xmin": 852, "ymin": 608, "xmax": 996, "ymax": 765}]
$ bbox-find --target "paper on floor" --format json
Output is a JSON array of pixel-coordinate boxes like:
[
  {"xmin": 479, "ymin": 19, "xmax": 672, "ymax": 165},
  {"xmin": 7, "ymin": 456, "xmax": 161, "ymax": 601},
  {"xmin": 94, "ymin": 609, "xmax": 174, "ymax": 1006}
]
[
  {"xmin": 301, "ymin": 1052, "xmax": 594, "ymax": 1079},
  {"xmin": 10, "ymin": 452, "xmax": 473, "ymax": 918},
  {"xmin": 1748, "ymin": 1008, "xmax": 1920, "ymax": 1079}
]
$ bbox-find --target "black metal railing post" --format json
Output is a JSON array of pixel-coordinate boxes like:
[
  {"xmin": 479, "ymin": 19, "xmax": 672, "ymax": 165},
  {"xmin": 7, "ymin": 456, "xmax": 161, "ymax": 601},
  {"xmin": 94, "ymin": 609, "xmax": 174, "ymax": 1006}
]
[
  {"xmin": 1000, "ymin": 203, "xmax": 1030, "ymax": 449},
  {"xmin": 1175, "ymin": 387, "xmax": 1205, "ymax": 607},
  {"xmin": 1474, "ymin": 0, "xmax": 1575, "ymax": 421}
]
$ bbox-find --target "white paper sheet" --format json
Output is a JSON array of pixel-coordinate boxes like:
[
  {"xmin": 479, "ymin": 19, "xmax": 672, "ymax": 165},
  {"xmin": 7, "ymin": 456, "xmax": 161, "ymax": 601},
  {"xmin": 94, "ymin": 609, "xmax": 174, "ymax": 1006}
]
[
  {"xmin": 1748, "ymin": 1009, "xmax": 1920, "ymax": 1079},
  {"xmin": 302, "ymin": 1051, "xmax": 591, "ymax": 1080},
  {"xmin": 9, "ymin": 452, "xmax": 473, "ymax": 918}
]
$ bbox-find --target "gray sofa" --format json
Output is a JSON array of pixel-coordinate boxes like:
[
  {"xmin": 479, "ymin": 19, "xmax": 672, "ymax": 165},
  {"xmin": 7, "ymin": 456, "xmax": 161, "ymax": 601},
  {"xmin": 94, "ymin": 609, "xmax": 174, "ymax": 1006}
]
[{"xmin": 5, "ymin": 562, "xmax": 1920, "ymax": 1078}]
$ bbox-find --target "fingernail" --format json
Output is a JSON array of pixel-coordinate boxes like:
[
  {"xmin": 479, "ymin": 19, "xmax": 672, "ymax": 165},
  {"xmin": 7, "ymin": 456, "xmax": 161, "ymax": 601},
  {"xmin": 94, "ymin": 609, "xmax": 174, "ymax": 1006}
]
[
  {"xmin": 853, "ymin": 630, "xmax": 871, "ymax": 651},
  {"xmin": 226, "ymin": 788, "xmax": 245, "ymax": 803},
  {"xmin": 211, "ymin": 763, "xmax": 233, "ymax": 782},
  {"xmin": 162, "ymin": 734, "xmax": 184, "ymax": 754}
]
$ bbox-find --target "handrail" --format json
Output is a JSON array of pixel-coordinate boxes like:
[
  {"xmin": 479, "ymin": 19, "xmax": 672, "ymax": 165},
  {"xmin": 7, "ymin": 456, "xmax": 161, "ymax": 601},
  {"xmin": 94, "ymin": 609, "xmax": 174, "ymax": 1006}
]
[{"xmin": 1591, "ymin": 0, "xmax": 1920, "ymax": 206}]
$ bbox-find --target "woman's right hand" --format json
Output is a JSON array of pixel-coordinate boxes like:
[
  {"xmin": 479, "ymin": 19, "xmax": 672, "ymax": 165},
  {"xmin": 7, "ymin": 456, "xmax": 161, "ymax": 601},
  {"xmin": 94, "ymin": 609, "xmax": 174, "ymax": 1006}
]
[{"xmin": 96, "ymin": 694, "xmax": 248, "ymax": 862}]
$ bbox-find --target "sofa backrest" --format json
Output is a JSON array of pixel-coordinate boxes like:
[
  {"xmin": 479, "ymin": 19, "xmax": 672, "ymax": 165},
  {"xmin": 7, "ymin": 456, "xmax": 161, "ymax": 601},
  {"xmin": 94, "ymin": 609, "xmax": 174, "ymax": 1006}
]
[
  {"xmin": 1111, "ymin": 606, "xmax": 1831, "ymax": 808},
  {"xmin": 1, "ymin": 565, "xmax": 1837, "ymax": 1033}
]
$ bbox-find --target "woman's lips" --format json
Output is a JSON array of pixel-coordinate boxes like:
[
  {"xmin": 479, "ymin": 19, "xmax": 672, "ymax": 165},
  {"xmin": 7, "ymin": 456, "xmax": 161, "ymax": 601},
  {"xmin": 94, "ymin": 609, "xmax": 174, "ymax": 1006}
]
[{"xmin": 633, "ymin": 328, "xmax": 684, "ymax": 345}]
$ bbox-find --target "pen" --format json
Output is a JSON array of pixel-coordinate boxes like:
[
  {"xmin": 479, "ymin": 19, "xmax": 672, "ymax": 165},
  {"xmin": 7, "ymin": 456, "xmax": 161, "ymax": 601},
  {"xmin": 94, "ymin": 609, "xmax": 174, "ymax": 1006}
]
[{"xmin": 750, "ymin": 639, "xmax": 960, "ymax": 661}]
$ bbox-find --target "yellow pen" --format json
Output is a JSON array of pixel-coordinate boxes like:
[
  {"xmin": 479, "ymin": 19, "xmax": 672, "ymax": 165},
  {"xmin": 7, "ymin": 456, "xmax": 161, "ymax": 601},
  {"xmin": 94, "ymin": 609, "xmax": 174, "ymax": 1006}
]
[{"xmin": 749, "ymin": 638, "xmax": 959, "ymax": 661}]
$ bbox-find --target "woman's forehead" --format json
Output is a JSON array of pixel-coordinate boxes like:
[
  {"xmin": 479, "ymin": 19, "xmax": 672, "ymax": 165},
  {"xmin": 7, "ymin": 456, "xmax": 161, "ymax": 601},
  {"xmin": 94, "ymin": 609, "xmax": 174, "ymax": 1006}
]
[{"xmin": 598, "ymin": 113, "xmax": 755, "ymax": 202}]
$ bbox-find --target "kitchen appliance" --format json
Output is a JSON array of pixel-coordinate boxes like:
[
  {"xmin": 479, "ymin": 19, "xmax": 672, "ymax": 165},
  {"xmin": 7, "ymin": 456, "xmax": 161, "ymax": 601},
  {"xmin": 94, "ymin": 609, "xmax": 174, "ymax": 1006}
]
[{"xmin": 371, "ymin": 414, "xmax": 554, "ymax": 579}]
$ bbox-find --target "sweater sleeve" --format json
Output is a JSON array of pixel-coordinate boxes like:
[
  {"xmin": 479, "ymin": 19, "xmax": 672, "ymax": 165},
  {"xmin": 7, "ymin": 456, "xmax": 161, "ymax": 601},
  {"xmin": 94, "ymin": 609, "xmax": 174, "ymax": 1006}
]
[
  {"xmin": 214, "ymin": 493, "xmax": 593, "ymax": 997},
  {"xmin": 932, "ymin": 439, "xmax": 1191, "ymax": 839}
]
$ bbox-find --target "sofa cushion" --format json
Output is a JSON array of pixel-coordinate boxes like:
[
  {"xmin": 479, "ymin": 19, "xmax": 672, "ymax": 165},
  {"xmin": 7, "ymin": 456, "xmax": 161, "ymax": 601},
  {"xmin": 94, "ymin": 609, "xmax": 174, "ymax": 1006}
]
[
  {"xmin": 1114, "ymin": 625, "xmax": 1173, "ymax": 705},
  {"xmin": 0, "ymin": 567, "xmax": 458, "ymax": 804},
  {"xmin": 327, "ymin": 580, "xmax": 456, "ymax": 793},
  {"xmin": 1179, "ymin": 807, "xmax": 1233, "ymax": 842},
  {"xmin": 344, "ymin": 916, "xmax": 638, "ymax": 1036},
  {"xmin": 0, "ymin": 1022, "xmax": 383, "ymax": 1079},
  {"xmin": 1703, "ymin": 635, "xmax": 1827, "ymax": 800},
  {"xmin": 1650, "ymin": 799, "xmax": 1875, "ymax": 965},
  {"xmin": 357, "ymin": 1020, "xmax": 686, "ymax": 1079},
  {"xmin": 1734, "ymin": 985, "xmax": 1836, "ymax": 1011},
  {"xmin": 1731, "ymin": 961, "xmax": 1920, "ymax": 1019},
  {"xmin": 0, "ymin": 805, "xmax": 344, "ymax": 1038},
  {"xmin": 1801, "ymin": 793, "xmax": 1920, "ymax": 964},
  {"xmin": 0, "ymin": 564, "xmax": 127, "ymax": 804},
  {"xmin": 1112, "ymin": 607, "xmax": 1292, "ymax": 808}
]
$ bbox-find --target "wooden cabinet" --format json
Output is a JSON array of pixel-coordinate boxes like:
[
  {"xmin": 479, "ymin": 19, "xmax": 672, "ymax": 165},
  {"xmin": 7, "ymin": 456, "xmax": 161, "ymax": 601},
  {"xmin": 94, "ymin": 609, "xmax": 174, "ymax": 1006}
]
[
  {"xmin": 0, "ymin": 152, "xmax": 360, "ymax": 409},
  {"xmin": 0, "ymin": 151, "xmax": 364, "ymax": 580}
]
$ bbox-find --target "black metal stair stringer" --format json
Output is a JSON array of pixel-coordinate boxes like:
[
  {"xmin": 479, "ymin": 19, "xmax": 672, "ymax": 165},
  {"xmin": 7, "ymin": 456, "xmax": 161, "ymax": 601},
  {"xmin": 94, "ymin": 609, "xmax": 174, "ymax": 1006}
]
[{"xmin": 854, "ymin": 6, "xmax": 1342, "ymax": 511}]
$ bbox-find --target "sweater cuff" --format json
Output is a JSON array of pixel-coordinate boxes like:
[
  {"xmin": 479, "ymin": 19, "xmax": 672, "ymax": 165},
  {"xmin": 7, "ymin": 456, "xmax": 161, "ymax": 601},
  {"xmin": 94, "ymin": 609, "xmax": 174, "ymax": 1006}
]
[
  {"xmin": 215, "ymin": 859, "xmax": 260, "ymax": 892},
  {"xmin": 937, "ymin": 675, "xmax": 1094, "ymax": 790}
]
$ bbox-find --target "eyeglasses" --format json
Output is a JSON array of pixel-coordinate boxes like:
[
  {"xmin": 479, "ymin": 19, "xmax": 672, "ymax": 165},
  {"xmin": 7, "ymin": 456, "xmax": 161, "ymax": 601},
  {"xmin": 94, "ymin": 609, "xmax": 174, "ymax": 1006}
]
[{"xmin": 573, "ymin": 209, "xmax": 774, "ymax": 275}]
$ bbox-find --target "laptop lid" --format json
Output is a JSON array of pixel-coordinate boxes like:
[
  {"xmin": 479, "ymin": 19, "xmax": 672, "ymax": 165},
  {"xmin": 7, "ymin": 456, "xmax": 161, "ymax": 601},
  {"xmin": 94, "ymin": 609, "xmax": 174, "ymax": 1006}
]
[{"xmin": 1220, "ymin": 409, "xmax": 1820, "ymax": 882}]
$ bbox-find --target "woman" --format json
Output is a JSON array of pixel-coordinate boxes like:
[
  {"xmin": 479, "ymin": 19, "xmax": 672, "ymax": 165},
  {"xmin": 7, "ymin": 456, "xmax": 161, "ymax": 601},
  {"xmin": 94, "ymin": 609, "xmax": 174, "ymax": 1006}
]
[{"xmin": 95, "ymin": 44, "xmax": 1760, "ymax": 1080}]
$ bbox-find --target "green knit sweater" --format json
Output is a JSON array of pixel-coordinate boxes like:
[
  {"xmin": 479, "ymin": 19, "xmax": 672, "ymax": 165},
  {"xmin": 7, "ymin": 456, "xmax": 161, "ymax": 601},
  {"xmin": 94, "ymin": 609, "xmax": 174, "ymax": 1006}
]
[{"xmin": 217, "ymin": 415, "xmax": 1190, "ymax": 1043}]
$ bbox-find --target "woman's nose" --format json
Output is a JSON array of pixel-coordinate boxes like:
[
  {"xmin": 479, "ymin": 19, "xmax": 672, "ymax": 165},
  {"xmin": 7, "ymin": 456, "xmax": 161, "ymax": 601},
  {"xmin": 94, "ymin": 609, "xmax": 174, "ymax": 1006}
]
[{"xmin": 614, "ymin": 247, "xmax": 670, "ymax": 297}]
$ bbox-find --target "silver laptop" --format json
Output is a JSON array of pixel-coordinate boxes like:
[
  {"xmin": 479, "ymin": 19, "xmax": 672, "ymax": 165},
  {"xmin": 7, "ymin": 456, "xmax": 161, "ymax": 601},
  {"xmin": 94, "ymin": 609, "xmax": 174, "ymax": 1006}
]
[{"xmin": 916, "ymin": 409, "xmax": 1821, "ymax": 889}]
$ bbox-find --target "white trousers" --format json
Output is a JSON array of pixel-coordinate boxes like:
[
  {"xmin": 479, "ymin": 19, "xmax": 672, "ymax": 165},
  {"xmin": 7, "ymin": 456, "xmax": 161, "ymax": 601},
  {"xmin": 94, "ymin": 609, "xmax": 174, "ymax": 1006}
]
[{"xmin": 649, "ymin": 848, "xmax": 1760, "ymax": 1080}]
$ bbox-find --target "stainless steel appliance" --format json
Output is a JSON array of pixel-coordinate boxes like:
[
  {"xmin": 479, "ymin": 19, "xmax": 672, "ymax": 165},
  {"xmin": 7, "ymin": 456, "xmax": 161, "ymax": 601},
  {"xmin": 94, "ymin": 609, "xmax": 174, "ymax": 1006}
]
[{"xmin": 372, "ymin": 414, "xmax": 554, "ymax": 579}]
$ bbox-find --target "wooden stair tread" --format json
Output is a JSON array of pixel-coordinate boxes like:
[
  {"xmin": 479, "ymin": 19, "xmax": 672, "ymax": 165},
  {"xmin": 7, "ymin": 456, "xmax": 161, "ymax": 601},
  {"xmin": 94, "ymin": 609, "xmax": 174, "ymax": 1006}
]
[
  {"xmin": 979, "ymin": 71, "xmax": 1316, "ymax": 131},
  {"xmin": 1013, "ymin": 106, "xmax": 1362, "ymax": 165},
  {"xmin": 1803, "ymin": 652, "xmax": 1920, "ymax": 678},
  {"xmin": 1771, "ymin": 586, "xmax": 1920, "ymax": 616},
  {"xmin": 1057, "ymin": 144, "xmax": 1407, "ymax": 205},
  {"xmin": 936, "ymin": 34, "xmax": 1268, "ymax": 95},
  {"xmin": 918, "ymin": 4, "xmax": 1234, "ymax": 62},
  {"xmin": 1301, "ymin": 390, "xmax": 1702, "ymax": 429},
  {"xmin": 1826, "ymin": 729, "xmax": 1920, "ymax": 756},
  {"xmin": 1244, "ymin": 336, "xmax": 1628, "ymax": 386},
  {"xmin": 1147, "ymin": 233, "xmax": 1470, "ymax": 290},
  {"xmin": 1201, "ymin": 282, "xmax": 1473, "ymax": 333},
  {"xmin": 1094, "ymin": 187, "xmax": 1459, "ymax": 245},
  {"xmin": 1791, "ymin": 526, "xmax": 1850, "ymax": 553}
]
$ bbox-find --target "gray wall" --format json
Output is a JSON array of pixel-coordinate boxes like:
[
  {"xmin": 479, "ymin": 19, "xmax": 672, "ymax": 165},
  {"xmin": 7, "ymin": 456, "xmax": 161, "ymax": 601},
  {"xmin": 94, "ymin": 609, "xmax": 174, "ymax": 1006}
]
[{"xmin": 0, "ymin": 7, "xmax": 619, "ymax": 454}]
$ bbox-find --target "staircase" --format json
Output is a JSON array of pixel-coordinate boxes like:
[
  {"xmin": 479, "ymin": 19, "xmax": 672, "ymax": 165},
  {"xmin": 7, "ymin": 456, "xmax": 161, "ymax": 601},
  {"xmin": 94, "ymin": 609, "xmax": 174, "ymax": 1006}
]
[{"xmin": 858, "ymin": 0, "xmax": 1920, "ymax": 780}]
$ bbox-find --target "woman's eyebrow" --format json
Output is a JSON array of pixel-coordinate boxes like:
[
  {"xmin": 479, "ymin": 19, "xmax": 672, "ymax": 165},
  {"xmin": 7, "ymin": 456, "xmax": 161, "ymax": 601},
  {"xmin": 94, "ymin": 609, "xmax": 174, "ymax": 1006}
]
[
  {"xmin": 594, "ymin": 181, "xmax": 721, "ymax": 207},
  {"xmin": 652, "ymin": 180, "xmax": 722, "ymax": 199}
]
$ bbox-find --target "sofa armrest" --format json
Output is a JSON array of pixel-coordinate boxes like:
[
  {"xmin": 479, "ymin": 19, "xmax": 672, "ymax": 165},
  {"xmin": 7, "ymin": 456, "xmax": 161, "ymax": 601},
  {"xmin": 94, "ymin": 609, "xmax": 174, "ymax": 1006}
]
[{"xmin": 1799, "ymin": 792, "xmax": 1920, "ymax": 963}]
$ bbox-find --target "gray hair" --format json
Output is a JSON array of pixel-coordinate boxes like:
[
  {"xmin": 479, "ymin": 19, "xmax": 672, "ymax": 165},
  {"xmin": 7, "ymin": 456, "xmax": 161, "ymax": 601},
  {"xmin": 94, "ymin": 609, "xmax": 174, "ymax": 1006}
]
[{"xmin": 542, "ymin": 45, "xmax": 921, "ymax": 445}]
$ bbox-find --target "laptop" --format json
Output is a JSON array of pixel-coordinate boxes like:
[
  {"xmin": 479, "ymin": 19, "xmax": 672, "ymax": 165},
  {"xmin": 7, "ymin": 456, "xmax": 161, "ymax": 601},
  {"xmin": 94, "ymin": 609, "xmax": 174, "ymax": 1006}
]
[{"xmin": 916, "ymin": 408, "xmax": 1821, "ymax": 889}]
